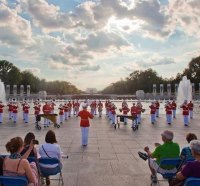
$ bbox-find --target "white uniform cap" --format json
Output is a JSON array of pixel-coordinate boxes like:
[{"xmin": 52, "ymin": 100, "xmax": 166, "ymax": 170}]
[{"xmin": 82, "ymin": 103, "xmax": 87, "ymax": 108}]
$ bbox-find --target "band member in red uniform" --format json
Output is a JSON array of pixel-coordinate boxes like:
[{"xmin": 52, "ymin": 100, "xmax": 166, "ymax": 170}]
[
  {"xmin": 50, "ymin": 100, "xmax": 56, "ymax": 114},
  {"xmin": 7, "ymin": 101, "xmax": 13, "ymax": 120},
  {"xmin": 33, "ymin": 102, "xmax": 41, "ymax": 123},
  {"xmin": 149, "ymin": 102, "xmax": 156, "ymax": 124},
  {"xmin": 58, "ymin": 104, "xmax": 64, "ymax": 124},
  {"xmin": 110, "ymin": 103, "xmax": 117, "ymax": 125},
  {"xmin": 131, "ymin": 103, "xmax": 138, "ymax": 128},
  {"xmin": 63, "ymin": 103, "xmax": 69, "ymax": 120},
  {"xmin": 97, "ymin": 100, "xmax": 103, "ymax": 117},
  {"xmin": 74, "ymin": 100, "xmax": 80, "ymax": 117},
  {"xmin": 121, "ymin": 99, "xmax": 127, "ymax": 108},
  {"xmin": 171, "ymin": 100, "xmax": 177, "ymax": 118},
  {"xmin": 180, "ymin": 100, "xmax": 189, "ymax": 126},
  {"xmin": 155, "ymin": 100, "xmax": 160, "ymax": 118},
  {"xmin": 137, "ymin": 101, "xmax": 143, "ymax": 124},
  {"xmin": 24, "ymin": 102, "xmax": 30, "ymax": 123},
  {"xmin": 107, "ymin": 101, "xmax": 112, "ymax": 121},
  {"xmin": 78, "ymin": 103, "xmax": 94, "ymax": 146},
  {"xmin": 0, "ymin": 101, "xmax": 4, "ymax": 123},
  {"xmin": 120, "ymin": 103, "xmax": 130, "ymax": 125},
  {"xmin": 67, "ymin": 101, "xmax": 72, "ymax": 117},
  {"xmin": 12, "ymin": 102, "xmax": 18, "ymax": 123},
  {"xmin": 105, "ymin": 100, "xmax": 109, "ymax": 116},
  {"xmin": 165, "ymin": 101, "xmax": 172, "ymax": 125},
  {"xmin": 188, "ymin": 100, "xmax": 194, "ymax": 119},
  {"xmin": 21, "ymin": 101, "xmax": 26, "ymax": 120},
  {"xmin": 42, "ymin": 102, "xmax": 51, "ymax": 128},
  {"xmin": 72, "ymin": 100, "xmax": 75, "ymax": 115}
]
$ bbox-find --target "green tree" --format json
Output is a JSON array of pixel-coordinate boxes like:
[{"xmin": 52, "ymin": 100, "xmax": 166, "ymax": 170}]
[
  {"xmin": 0, "ymin": 60, "xmax": 14, "ymax": 83},
  {"xmin": 7, "ymin": 66, "xmax": 22, "ymax": 85},
  {"xmin": 20, "ymin": 71, "xmax": 40, "ymax": 93}
]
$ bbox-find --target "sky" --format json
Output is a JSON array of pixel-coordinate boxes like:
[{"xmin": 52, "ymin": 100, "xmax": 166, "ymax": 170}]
[{"xmin": 0, "ymin": 0, "xmax": 200, "ymax": 91}]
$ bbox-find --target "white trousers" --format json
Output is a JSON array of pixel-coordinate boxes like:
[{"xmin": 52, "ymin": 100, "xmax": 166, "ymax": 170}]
[{"xmin": 81, "ymin": 127, "xmax": 89, "ymax": 145}]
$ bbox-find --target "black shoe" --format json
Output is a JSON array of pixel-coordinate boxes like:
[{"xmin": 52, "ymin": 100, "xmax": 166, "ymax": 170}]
[{"xmin": 138, "ymin": 151, "xmax": 148, "ymax": 161}]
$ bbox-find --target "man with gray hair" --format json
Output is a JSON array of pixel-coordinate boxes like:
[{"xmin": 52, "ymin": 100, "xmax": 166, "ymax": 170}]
[
  {"xmin": 173, "ymin": 140, "xmax": 200, "ymax": 184},
  {"xmin": 139, "ymin": 130, "xmax": 180, "ymax": 183}
]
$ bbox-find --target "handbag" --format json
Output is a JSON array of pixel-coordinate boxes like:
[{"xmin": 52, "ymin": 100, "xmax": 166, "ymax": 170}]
[{"xmin": 42, "ymin": 145, "xmax": 51, "ymax": 158}]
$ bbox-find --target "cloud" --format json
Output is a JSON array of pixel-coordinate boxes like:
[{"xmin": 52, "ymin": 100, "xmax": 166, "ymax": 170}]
[
  {"xmin": 21, "ymin": 0, "xmax": 80, "ymax": 33},
  {"xmin": 79, "ymin": 64, "xmax": 100, "ymax": 71},
  {"xmin": 48, "ymin": 61, "xmax": 72, "ymax": 70},
  {"xmin": 0, "ymin": 4, "xmax": 32, "ymax": 46},
  {"xmin": 168, "ymin": 0, "xmax": 200, "ymax": 37},
  {"xmin": 137, "ymin": 57, "xmax": 175, "ymax": 68},
  {"xmin": 22, "ymin": 67, "xmax": 40, "ymax": 75}
]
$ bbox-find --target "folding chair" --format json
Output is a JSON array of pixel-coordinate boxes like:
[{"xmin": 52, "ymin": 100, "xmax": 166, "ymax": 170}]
[
  {"xmin": 0, "ymin": 175, "xmax": 28, "ymax": 186},
  {"xmin": 184, "ymin": 177, "xmax": 200, "ymax": 186},
  {"xmin": 27, "ymin": 156, "xmax": 37, "ymax": 163},
  {"xmin": 151, "ymin": 158, "xmax": 182, "ymax": 186},
  {"xmin": 38, "ymin": 157, "xmax": 63, "ymax": 185}
]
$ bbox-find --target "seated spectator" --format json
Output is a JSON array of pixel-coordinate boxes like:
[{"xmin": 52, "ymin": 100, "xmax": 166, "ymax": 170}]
[
  {"xmin": 20, "ymin": 132, "xmax": 38, "ymax": 159},
  {"xmin": 180, "ymin": 133, "xmax": 197, "ymax": 159},
  {"xmin": 170, "ymin": 140, "xmax": 200, "ymax": 186},
  {"xmin": 141, "ymin": 130, "xmax": 180, "ymax": 183},
  {"xmin": 3, "ymin": 137, "xmax": 39, "ymax": 185},
  {"xmin": 38, "ymin": 130, "xmax": 62, "ymax": 185}
]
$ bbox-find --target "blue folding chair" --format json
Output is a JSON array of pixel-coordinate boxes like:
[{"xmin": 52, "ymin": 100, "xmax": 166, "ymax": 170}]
[
  {"xmin": 27, "ymin": 156, "xmax": 37, "ymax": 163},
  {"xmin": 0, "ymin": 176, "xmax": 28, "ymax": 186},
  {"xmin": 184, "ymin": 177, "xmax": 200, "ymax": 186},
  {"xmin": 151, "ymin": 158, "xmax": 182, "ymax": 185},
  {"xmin": 38, "ymin": 157, "xmax": 63, "ymax": 185}
]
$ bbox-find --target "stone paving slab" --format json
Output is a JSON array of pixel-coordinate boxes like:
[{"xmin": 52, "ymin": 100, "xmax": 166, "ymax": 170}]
[{"xmin": 0, "ymin": 110, "xmax": 200, "ymax": 186}]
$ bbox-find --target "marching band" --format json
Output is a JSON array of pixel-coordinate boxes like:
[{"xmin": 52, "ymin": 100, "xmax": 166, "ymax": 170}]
[{"xmin": 0, "ymin": 99, "xmax": 197, "ymax": 130}]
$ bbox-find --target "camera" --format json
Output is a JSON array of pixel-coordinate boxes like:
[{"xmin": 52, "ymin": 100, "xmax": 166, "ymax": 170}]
[{"xmin": 32, "ymin": 139, "xmax": 39, "ymax": 145}]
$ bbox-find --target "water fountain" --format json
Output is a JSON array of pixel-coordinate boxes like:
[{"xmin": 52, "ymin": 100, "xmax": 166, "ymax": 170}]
[
  {"xmin": 177, "ymin": 76, "xmax": 192, "ymax": 106},
  {"xmin": 0, "ymin": 79, "xmax": 6, "ymax": 103}
]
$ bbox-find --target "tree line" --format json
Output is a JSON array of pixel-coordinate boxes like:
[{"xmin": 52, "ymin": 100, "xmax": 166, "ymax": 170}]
[
  {"xmin": 101, "ymin": 56, "xmax": 200, "ymax": 94},
  {"xmin": 0, "ymin": 60, "xmax": 81, "ymax": 94},
  {"xmin": 1, "ymin": 56, "xmax": 200, "ymax": 95}
]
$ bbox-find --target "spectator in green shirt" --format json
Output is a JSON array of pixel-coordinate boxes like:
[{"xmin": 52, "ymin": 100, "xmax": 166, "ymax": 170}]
[{"xmin": 144, "ymin": 130, "xmax": 180, "ymax": 183}]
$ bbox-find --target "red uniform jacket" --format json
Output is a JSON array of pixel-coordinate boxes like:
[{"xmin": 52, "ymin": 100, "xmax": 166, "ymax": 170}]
[
  {"xmin": 149, "ymin": 105, "xmax": 156, "ymax": 114},
  {"xmin": 155, "ymin": 102, "xmax": 160, "ymax": 109},
  {"xmin": 59, "ymin": 107, "xmax": 64, "ymax": 115},
  {"xmin": 97, "ymin": 102, "xmax": 103, "ymax": 111},
  {"xmin": 165, "ymin": 105, "xmax": 172, "ymax": 115},
  {"xmin": 171, "ymin": 102, "xmax": 177, "ymax": 110},
  {"xmin": 78, "ymin": 110, "xmax": 93, "ymax": 127},
  {"xmin": 33, "ymin": 105, "xmax": 40, "ymax": 115},
  {"xmin": 122, "ymin": 105, "xmax": 130, "ymax": 115},
  {"xmin": 131, "ymin": 106, "xmax": 138, "ymax": 116},
  {"xmin": 180, "ymin": 104, "xmax": 189, "ymax": 115},
  {"xmin": 12, "ymin": 105, "xmax": 18, "ymax": 113},
  {"xmin": 43, "ymin": 104, "xmax": 51, "ymax": 114},
  {"xmin": 64, "ymin": 104, "xmax": 69, "ymax": 112},
  {"xmin": 7, "ymin": 104, "xmax": 13, "ymax": 112},
  {"xmin": 188, "ymin": 102, "xmax": 193, "ymax": 111},
  {"xmin": 0, "ymin": 104, "xmax": 4, "ymax": 113},
  {"xmin": 24, "ymin": 105, "xmax": 30, "ymax": 114}
]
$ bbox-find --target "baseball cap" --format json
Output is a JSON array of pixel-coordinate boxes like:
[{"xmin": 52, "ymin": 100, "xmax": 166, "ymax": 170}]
[{"xmin": 161, "ymin": 130, "xmax": 174, "ymax": 140}]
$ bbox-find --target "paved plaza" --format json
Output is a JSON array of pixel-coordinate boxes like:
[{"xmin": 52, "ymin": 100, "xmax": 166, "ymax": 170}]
[{"xmin": 0, "ymin": 109, "xmax": 200, "ymax": 186}]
